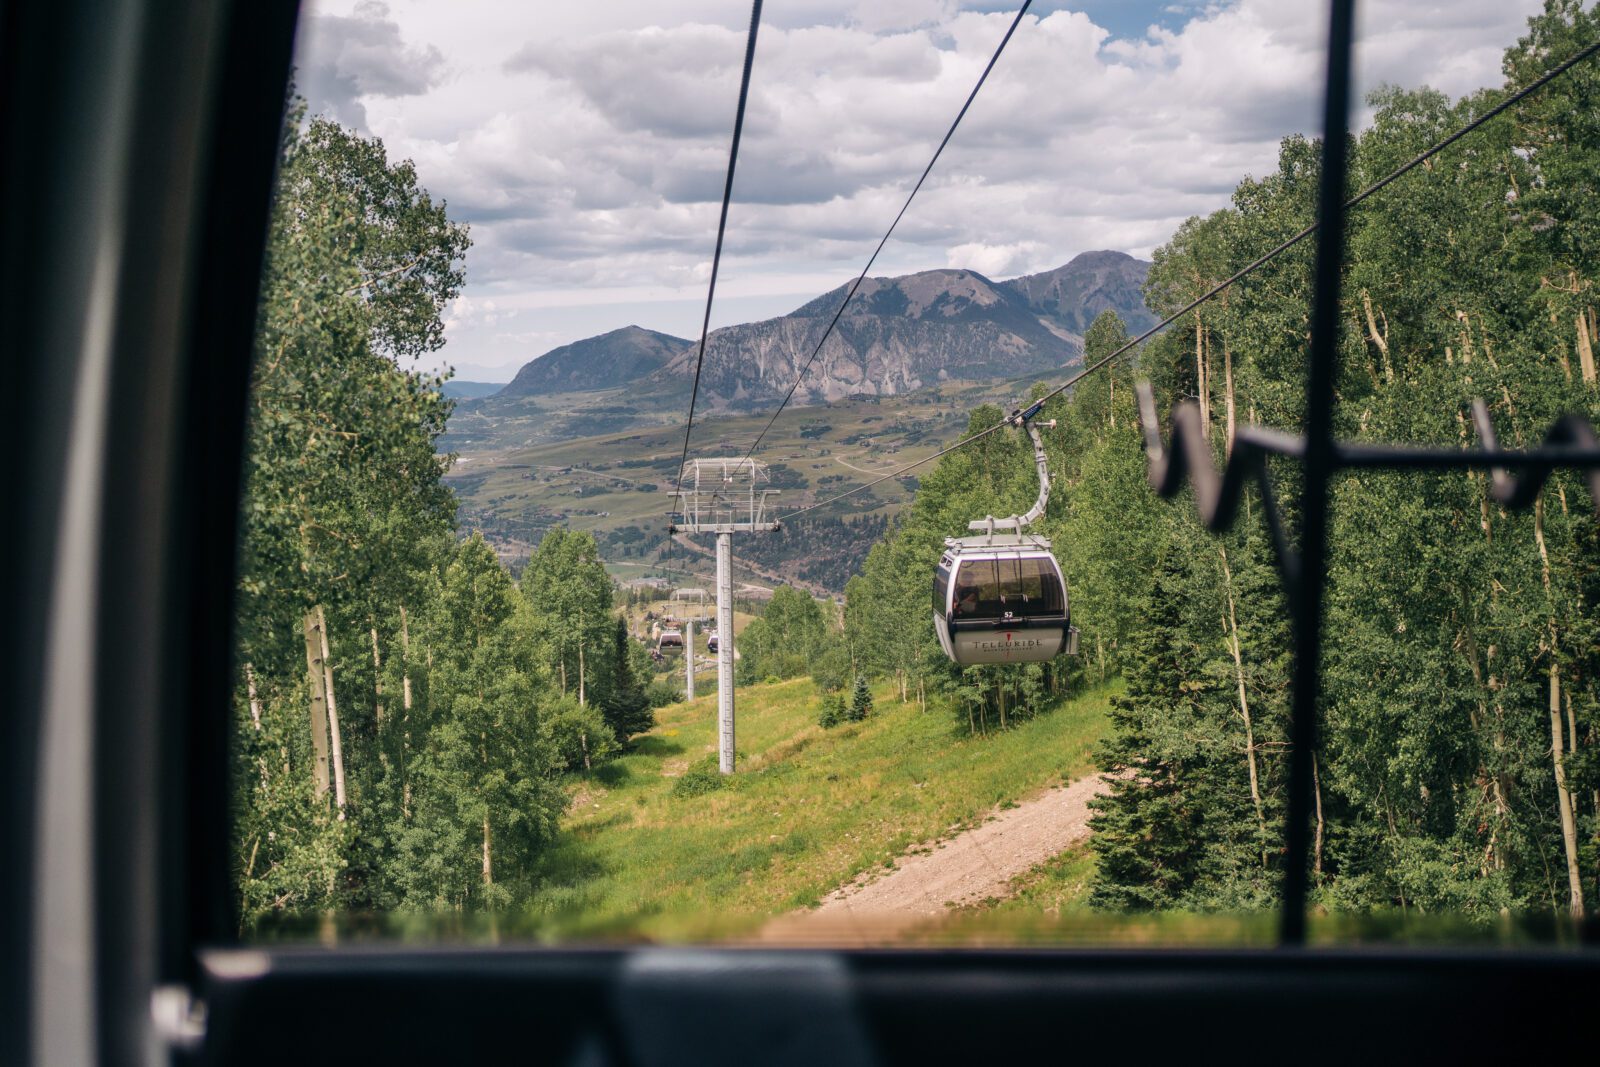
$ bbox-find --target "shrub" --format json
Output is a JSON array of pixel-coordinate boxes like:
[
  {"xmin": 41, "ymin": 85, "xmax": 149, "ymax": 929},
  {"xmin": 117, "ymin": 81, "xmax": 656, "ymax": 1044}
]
[
  {"xmin": 672, "ymin": 755, "xmax": 726, "ymax": 798},
  {"xmin": 817, "ymin": 694, "xmax": 846, "ymax": 729},
  {"xmin": 543, "ymin": 700, "xmax": 620, "ymax": 774},
  {"xmin": 645, "ymin": 679, "xmax": 681, "ymax": 707}
]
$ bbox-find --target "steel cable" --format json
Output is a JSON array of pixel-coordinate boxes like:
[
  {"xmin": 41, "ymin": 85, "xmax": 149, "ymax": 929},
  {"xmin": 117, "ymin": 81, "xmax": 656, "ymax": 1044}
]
[
  {"xmin": 733, "ymin": 0, "xmax": 1034, "ymax": 468},
  {"xmin": 778, "ymin": 34, "xmax": 1600, "ymax": 522},
  {"xmin": 669, "ymin": 0, "xmax": 765, "ymax": 514}
]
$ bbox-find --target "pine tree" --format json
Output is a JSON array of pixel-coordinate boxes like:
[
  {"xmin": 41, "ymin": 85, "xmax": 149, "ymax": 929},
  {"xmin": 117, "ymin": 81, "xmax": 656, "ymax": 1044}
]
[
  {"xmin": 847, "ymin": 675, "xmax": 874, "ymax": 722},
  {"xmin": 601, "ymin": 616, "xmax": 654, "ymax": 741},
  {"xmin": 1088, "ymin": 546, "xmax": 1212, "ymax": 910}
]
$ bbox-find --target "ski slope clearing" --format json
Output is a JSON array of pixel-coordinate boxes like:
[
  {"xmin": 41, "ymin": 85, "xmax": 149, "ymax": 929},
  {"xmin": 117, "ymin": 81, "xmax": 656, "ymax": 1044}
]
[{"xmin": 759, "ymin": 774, "xmax": 1107, "ymax": 945}]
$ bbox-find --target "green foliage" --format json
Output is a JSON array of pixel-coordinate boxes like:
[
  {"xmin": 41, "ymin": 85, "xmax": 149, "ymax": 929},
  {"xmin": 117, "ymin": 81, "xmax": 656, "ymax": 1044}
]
[
  {"xmin": 231, "ymin": 112, "xmax": 630, "ymax": 928},
  {"xmin": 519, "ymin": 528, "xmax": 615, "ymax": 704},
  {"xmin": 835, "ymin": 4, "xmax": 1600, "ymax": 922},
  {"xmin": 672, "ymin": 756, "xmax": 727, "ymax": 798},
  {"xmin": 1084, "ymin": 2, "xmax": 1600, "ymax": 919},
  {"xmin": 600, "ymin": 617, "xmax": 654, "ymax": 741},
  {"xmin": 847, "ymin": 676, "xmax": 874, "ymax": 722},
  {"xmin": 809, "ymin": 635, "xmax": 853, "ymax": 693},
  {"xmin": 645, "ymin": 679, "xmax": 682, "ymax": 708},
  {"xmin": 818, "ymin": 694, "xmax": 847, "ymax": 728},
  {"xmin": 389, "ymin": 535, "xmax": 566, "ymax": 911},
  {"xmin": 738, "ymin": 585, "xmax": 829, "ymax": 683},
  {"xmin": 544, "ymin": 698, "xmax": 620, "ymax": 774}
]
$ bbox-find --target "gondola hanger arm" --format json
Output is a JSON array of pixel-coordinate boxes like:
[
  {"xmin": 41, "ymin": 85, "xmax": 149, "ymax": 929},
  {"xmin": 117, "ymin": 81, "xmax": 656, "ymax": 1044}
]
[{"xmin": 968, "ymin": 407, "xmax": 1054, "ymax": 535}]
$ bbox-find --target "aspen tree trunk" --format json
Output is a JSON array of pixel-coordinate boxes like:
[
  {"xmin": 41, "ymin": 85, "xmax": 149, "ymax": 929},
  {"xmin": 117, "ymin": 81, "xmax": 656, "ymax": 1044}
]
[
  {"xmin": 482, "ymin": 813, "xmax": 493, "ymax": 888},
  {"xmin": 1223, "ymin": 337, "xmax": 1236, "ymax": 455},
  {"xmin": 1195, "ymin": 315, "xmax": 1210, "ymax": 436},
  {"xmin": 1313, "ymin": 755, "xmax": 1325, "ymax": 878},
  {"xmin": 303, "ymin": 611, "xmax": 331, "ymax": 801},
  {"xmin": 245, "ymin": 662, "xmax": 262, "ymax": 732},
  {"xmin": 316, "ymin": 605, "xmax": 348, "ymax": 817},
  {"xmin": 1550, "ymin": 659, "xmax": 1585, "ymax": 917},
  {"xmin": 1551, "ymin": 308, "xmax": 1574, "ymax": 381},
  {"xmin": 399, "ymin": 603, "xmax": 414, "ymax": 714},
  {"xmin": 399, "ymin": 603, "xmax": 414, "ymax": 818},
  {"xmin": 1534, "ymin": 498, "xmax": 1584, "ymax": 916},
  {"xmin": 370, "ymin": 621, "xmax": 384, "ymax": 727},
  {"xmin": 1220, "ymin": 547, "xmax": 1268, "ymax": 864},
  {"xmin": 1577, "ymin": 310, "xmax": 1596, "ymax": 385},
  {"xmin": 245, "ymin": 662, "xmax": 269, "ymax": 787},
  {"xmin": 1362, "ymin": 290, "xmax": 1395, "ymax": 382},
  {"xmin": 580, "ymin": 730, "xmax": 592, "ymax": 774},
  {"xmin": 1459, "ymin": 600, "xmax": 1507, "ymax": 871},
  {"xmin": 577, "ymin": 634, "xmax": 586, "ymax": 706},
  {"xmin": 1565, "ymin": 688, "xmax": 1579, "ymax": 757}
]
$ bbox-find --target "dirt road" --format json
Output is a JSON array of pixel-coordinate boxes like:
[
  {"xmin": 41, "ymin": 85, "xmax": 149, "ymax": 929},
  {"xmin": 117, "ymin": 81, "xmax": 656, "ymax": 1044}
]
[{"xmin": 758, "ymin": 773, "xmax": 1108, "ymax": 945}]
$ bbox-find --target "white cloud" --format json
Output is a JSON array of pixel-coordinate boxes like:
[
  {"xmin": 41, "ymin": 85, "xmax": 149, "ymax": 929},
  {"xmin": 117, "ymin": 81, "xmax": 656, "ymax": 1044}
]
[
  {"xmin": 297, "ymin": 1, "xmax": 445, "ymax": 130},
  {"xmin": 295, "ymin": 0, "xmax": 1548, "ymax": 379},
  {"xmin": 946, "ymin": 240, "xmax": 1050, "ymax": 277}
]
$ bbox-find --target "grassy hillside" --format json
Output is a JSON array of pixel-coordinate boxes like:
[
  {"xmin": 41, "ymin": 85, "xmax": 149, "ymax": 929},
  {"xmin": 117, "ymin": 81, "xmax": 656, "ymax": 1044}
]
[{"xmin": 512, "ymin": 677, "xmax": 1113, "ymax": 942}]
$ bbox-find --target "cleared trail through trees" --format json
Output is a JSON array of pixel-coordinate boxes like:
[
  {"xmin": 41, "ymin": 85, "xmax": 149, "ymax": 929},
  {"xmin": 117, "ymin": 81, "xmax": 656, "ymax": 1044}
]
[{"xmin": 758, "ymin": 772, "xmax": 1107, "ymax": 945}]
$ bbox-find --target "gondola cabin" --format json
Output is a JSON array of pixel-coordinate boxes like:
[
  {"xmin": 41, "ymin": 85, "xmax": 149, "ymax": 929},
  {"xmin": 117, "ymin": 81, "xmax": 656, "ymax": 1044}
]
[
  {"xmin": 933, "ymin": 534, "xmax": 1077, "ymax": 665},
  {"xmin": 657, "ymin": 628, "xmax": 684, "ymax": 652},
  {"xmin": 706, "ymin": 631, "xmax": 719, "ymax": 654}
]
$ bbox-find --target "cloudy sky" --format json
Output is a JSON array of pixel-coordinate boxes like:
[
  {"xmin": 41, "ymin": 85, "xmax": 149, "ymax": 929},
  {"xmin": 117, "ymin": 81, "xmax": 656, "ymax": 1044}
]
[{"xmin": 295, "ymin": 0, "xmax": 1545, "ymax": 381}]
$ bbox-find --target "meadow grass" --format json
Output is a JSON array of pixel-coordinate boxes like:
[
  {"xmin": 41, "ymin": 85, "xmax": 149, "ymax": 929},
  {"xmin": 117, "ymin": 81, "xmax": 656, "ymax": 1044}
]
[{"xmin": 513, "ymin": 677, "xmax": 1114, "ymax": 941}]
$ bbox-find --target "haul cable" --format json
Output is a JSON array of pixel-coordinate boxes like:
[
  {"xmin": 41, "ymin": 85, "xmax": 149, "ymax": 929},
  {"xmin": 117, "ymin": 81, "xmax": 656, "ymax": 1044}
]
[
  {"xmin": 778, "ymin": 35, "xmax": 1600, "ymax": 522},
  {"xmin": 733, "ymin": 0, "xmax": 1034, "ymax": 469},
  {"xmin": 669, "ymin": 0, "xmax": 765, "ymax": 512}
]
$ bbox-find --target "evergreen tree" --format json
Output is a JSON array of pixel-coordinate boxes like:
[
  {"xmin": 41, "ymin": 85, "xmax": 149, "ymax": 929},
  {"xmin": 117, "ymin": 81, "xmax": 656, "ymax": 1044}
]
[
  {"xmin": 1087, "ymin": 548, "xmax": 1212, "ymax": 909},
  {"xmin": 847, "ymin": 675, "xmax": 874, "ymax": 722},
  {"xmin": 601, "ymin": 616, "xmax": 654, "ymax": 741}
]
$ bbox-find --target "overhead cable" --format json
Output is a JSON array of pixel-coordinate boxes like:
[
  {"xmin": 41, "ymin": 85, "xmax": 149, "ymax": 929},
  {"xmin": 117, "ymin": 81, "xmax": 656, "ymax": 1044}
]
[
  {"xmin": 670, "ymin": 0, "xmax": 765, "ymax": 513},
  {"xmin": 735, "ymin": 0, "xmax": 1034, "ymax": 467},
  {"xmin": 778, "ymin": 34, "xmax": 1600, "ymax": 521}
]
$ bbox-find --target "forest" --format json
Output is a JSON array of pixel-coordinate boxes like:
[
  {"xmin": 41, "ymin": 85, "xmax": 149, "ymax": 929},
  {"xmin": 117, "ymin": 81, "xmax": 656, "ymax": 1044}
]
[
  {"xmin": 232, "ymin": 115, "xmax": 653, "ymax": 927},
  {"xmin": 840, "ymin": 3, "xmax": 1600, "ymax": 919},
  {"xmin": 234, "ymin": 3, "xmax": 1600, "ymax": 931}
]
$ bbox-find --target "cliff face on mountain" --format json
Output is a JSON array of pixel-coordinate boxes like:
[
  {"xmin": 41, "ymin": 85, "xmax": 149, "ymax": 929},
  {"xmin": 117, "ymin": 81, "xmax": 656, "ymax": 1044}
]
[
  {"xmin": 657, "ymin": 267, "xmax": 1080, "ymax": 407},
  {"xmin": 1003, "ymin": 249, "xmax": 1158, "ymax": 338},
  {"xmin": 493, "ymin": 251, "xmax": 1153, "ymax": 408}
]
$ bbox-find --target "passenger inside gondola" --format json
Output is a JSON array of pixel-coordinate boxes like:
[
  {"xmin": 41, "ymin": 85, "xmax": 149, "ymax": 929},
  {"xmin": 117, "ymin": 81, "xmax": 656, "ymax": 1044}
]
[{"xmin": 955, "ymin": 585, "xmax": 978, "ymax": 615}]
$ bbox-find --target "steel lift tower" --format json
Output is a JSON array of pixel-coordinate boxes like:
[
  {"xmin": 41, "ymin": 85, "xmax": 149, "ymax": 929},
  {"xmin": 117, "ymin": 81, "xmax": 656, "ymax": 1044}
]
[{"xmin": 670, "ymin": 458, "xmax": 779, "ymax": 773}]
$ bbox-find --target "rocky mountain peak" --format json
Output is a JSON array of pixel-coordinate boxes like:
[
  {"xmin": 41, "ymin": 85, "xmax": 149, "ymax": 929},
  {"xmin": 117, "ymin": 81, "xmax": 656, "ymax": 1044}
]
[{"xmin": 495, "ymin": 252, "xmax": 1154, "ymax": 407}]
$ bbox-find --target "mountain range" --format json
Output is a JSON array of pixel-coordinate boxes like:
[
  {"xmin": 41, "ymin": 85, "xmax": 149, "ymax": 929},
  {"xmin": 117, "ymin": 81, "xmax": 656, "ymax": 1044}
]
[{"xmin": 490, "ymin": 250, "xmax": 1154, "ymax": 410}]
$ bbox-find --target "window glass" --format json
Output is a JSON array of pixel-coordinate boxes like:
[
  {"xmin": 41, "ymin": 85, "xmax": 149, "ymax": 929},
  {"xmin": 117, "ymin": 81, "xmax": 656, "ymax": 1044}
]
[
  {"xmin": 1012, "ymin": 556, "xmax": 1063, "ymax": 616},
  {"xmin": 230, "ymin": 0, "xmax": 1593, "ymax": 951}
]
